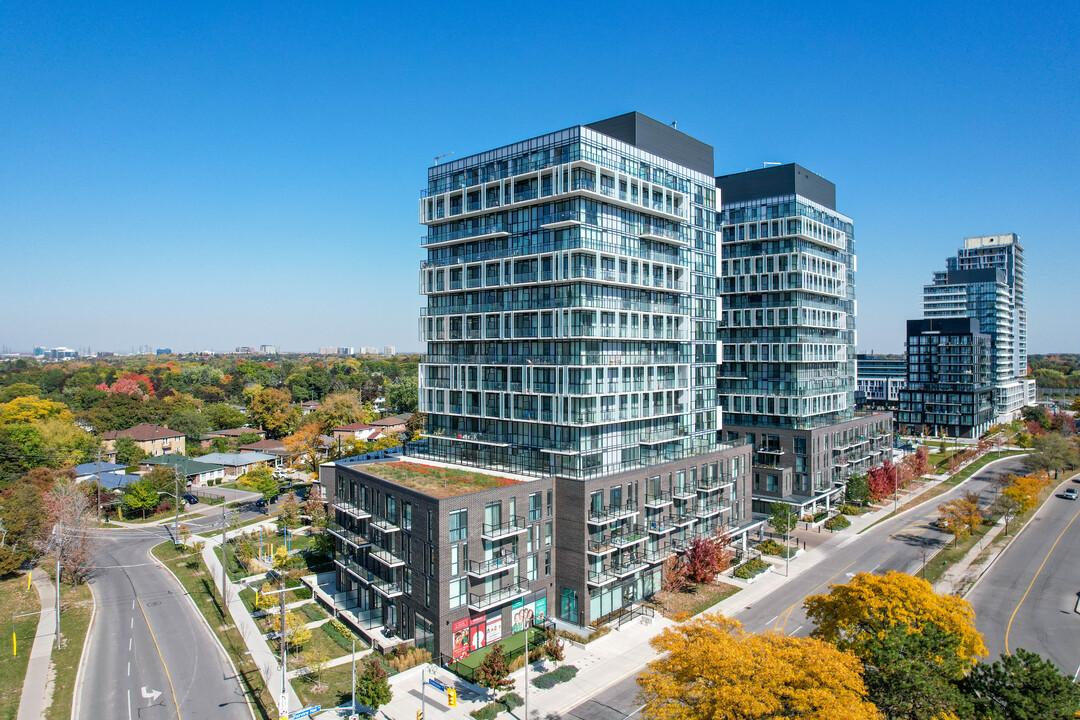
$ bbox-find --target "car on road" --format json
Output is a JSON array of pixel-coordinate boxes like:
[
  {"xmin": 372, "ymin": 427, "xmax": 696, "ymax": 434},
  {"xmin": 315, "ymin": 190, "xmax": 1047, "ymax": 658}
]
[
  {"xmin": 182, "ymin": 493, "xmax": 199, "ymax": 504},
  {"xmin": 1064, "ymin": 488, "xmax": 1078, "ymax": 501}
]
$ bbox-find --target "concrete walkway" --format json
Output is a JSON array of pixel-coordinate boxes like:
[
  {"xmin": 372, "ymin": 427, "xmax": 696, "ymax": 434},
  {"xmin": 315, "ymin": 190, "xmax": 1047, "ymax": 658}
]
[
  {"xmin": 17, "ymin": 567, "xmax": 57, "ymax": 720},
  {"xmin": 934, "ymin": 517, "xmax": 1009, "ymax": 596},
  {"xmin": 197, "ymin": 537, "xmax": 303, "ymax": 716}
]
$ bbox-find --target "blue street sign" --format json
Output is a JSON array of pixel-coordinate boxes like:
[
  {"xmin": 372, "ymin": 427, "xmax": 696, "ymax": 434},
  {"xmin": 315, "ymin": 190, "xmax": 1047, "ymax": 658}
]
[
  {"xmin": 427, "ymin": 678, "xmax": 447, "ymax": 692},
  {"xmin": 292, "ymin": 705, "xmax": 321, "ymax": 719}
]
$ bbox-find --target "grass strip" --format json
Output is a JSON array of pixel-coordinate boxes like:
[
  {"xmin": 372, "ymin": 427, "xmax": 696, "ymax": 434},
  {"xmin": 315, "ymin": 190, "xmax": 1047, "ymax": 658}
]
[
  {"xmin": 44, "ymin": 575, "xmax": 93, "ymax": 720},
  {"xmin": 152, "ymin": 541, "xmax": 275, "ymax": 720},
  {"xmin": 0, "ymin": 571, "xmax": 41, "ymax": 719}
]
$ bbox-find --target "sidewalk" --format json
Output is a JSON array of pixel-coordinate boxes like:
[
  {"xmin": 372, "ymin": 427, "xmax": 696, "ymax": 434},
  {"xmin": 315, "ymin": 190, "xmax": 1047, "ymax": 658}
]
[
  {"xmin": 933, "ymin": 518, "xmax": 1008, "ymax": 596},
  {"xmin": 17, "ymin": 567, "xmax": 57, "ymax": 720},
  {"xmin": 196, "ymin": 535, "xmax": 303, "ymax": 716}
]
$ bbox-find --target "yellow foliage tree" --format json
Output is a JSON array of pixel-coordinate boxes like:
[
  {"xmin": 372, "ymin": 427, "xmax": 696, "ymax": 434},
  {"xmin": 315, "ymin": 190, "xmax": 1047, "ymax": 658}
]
[
  {"xmin": 272, "ymin": 610, "xmax": 312, "ymax": 649},
  {"xmin": 937, "ymin": 491, "xmax": 983, "ymax": 541},
  {"xmin": 282, "ymin": 421, "xmax": 324, "ymax": 475},
  {"xmin": 255, "ymin": 582, "xmax": 277, "ymax": 611},
  {"xmin": 803, "ymin": 571, "xmax": 986, "ymax": 667},
  {"xmin": 0, "ymin": 395, "xmax": 74, "ymax": 425},
  {"xmin": 637, "ymin": 613, "xmax": 880, "ymax": 720},
  {"xmin": 1002, "ymin": 473, "xmax": 1049, "ymax": 514}
]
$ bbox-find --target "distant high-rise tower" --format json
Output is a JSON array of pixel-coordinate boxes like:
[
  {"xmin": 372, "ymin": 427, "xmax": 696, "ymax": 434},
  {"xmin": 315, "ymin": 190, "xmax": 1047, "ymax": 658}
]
[{"xmin": 921, "ymin": 234, "xmax": 1032, "ymax": 422}]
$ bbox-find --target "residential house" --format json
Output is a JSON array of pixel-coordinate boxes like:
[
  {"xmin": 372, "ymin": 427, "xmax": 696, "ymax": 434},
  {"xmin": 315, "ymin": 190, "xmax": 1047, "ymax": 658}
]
[
  {"xmin": 73, "ymin": 461, "xmax": 128, "ymax": 482},
  {"xmin": 331, "ymin": 423, "xmax": 386, "ymax": 444},
  {"xmin": 139, "ymin": 454, "xmax": 227, "ymax": 487},
  {"xmin": 200, "ymin": 427, "xmax": 267, "ymax": 449},
  {"xmin": 102, "ymin": 424, "xmax": 186, "ymax": 458},
  {"xmin": 197, "ymin": 452, "xmax": 279, "ymax": 479},
  {"xmin": 369, "ymin": 415, "xmax": 410, "ymax": 435}
]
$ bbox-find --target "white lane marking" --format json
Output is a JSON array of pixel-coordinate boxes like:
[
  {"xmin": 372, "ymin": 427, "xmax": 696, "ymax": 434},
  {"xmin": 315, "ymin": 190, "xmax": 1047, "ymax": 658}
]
[
  {"xmin": 868, "ymin": 562, "xmax": 881, "ymax": 573},
  {"xmin": 127, "ymin": 661, "xmax": 130, "ymax": 676},
  {"xmin": 132, "ymin": 598, "xmax": 135, "ymax": 610},
  {"xmin": 127, "ymin": 688, "xmax": 132, "ymax": 720},
  {"xmin": 767, "ymin": 615, "xmax": 778, "ymax": 625},
  {"xmin": 130, "ymin": 617, "xmax": 134, "ymax": 629},
  {"xmin": 789, "ymin": 625, "xmax": 803, "ymax": 636},
  {"xmin": 128, "ymin": 637, "xmax": 132, "ymax": 651},
  {"xmin": 1074, "ymin": 661, "xmax": 1080, "ymax": 684}
]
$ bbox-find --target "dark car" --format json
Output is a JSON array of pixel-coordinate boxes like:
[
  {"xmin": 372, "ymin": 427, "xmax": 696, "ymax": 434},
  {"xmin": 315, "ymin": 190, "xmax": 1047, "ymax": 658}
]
[
  {"xmin": 182, "ymin": 493, "xmax": 199, "ymax": 504},
  {"xmin": 255, "ymin": 498, "xmax": 268, "ymax": 508}
]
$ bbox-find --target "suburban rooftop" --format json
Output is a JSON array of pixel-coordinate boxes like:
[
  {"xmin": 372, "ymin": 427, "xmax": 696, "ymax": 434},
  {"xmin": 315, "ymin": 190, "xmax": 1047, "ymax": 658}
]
[{"xmin": 349, "ymin": 460, "xmax": 524, "ymax": 499}]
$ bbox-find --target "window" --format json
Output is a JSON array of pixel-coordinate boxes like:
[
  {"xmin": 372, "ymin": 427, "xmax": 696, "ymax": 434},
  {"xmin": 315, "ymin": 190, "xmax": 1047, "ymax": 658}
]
[
  {"xmin": 450, "ymin": 545, "xmax": 461, "ymax": 576},
  {"xmin": 529, "ymin": 492, "xmax": 542, "ymax": 522},
  {"xmin": 449, "ymin": 509, "xmax": 467, "ymax": 542},
  {"xmin": 547, "ymin": 489, "xmax": 553, "ymax": 517},
  {"xmin": 449, "ymin": 578, "xmax": 466, "ymax": 609},
  {"xmin": 402, "ymin": 501, "xmax": 412, "ymax": 531},
  {"xmin": 544, "ymin": 550, "xmax": 551, "ymax": 576},
  {"xmin": 527, "ymin": 554, "xmax": 538, "ymax": 582},
  {"xmin": 544, "ymin": 521, "xmax": 552, "ymax": 547}
]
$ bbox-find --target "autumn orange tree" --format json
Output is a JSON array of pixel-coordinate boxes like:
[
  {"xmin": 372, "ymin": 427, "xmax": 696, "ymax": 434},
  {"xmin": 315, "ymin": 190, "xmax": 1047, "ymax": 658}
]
[
  {"xmin": 282, "ymin": 421, "xmax": 324, "ymax": 475},
  {"xmin": 804, "ymin": 571, "xmax": 986, "ymax": 720},
  {"xmin": 1003, "ymin": 472, "xmax": 1051, "ymax": 513},
  {"xmin": 637, "ymin": 613, "xmax": 880, "ymax": 720},
  {"xmin": 937, "ymin": 491, "xmax": 983, "ymax": 542}
]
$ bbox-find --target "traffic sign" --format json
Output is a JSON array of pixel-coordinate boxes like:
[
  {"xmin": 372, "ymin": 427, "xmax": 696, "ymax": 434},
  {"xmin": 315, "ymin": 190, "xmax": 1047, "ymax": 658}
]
[
  {"xmin": 427, "ymin": 678, "xmax": 447, "ymax": 692},
  {"xmin": 291, "ymin": 706, "xmax": 321, "ymax": 719}
]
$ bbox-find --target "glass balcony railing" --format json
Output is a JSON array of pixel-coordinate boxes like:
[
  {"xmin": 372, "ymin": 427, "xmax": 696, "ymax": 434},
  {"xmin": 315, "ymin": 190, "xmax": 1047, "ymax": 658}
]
[
  {"xmin": 481, "ymin": 516, "xmax": 526, "ymax": 540},
  {"xmin": 468, "ymin": 577, "xmax": 529, "ymax": 611},
  {"xmin": 328, "ymin": 522, "xmax": 370, "ymax": 548},
  {"xmin": 468, "ymin": 554, "xmax": 518, "ymax": 577},
  {"xmin": 370, "ymin": 546, "xmax": 405, "ymax": 568}
]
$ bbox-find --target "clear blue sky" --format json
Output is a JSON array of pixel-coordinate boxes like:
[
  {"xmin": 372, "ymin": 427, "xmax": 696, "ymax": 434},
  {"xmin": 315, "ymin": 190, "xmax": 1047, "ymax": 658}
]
[{"xmin": 2, "ymin": 1, "xmax": 1077, "ymax": 355}]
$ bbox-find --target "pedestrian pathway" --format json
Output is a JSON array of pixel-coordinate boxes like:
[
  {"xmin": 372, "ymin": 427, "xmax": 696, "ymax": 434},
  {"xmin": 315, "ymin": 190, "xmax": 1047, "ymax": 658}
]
[
  {"xmin": 934, "ymin": 517, "xmax": 1008, "ymax": 596},
  {"xmin": 196, "ymin": 536, "xmax": 303, "ymax": 716},
  {"xmin": 17, "ymin": 568, "xmax": 57, "ymax": 720}
]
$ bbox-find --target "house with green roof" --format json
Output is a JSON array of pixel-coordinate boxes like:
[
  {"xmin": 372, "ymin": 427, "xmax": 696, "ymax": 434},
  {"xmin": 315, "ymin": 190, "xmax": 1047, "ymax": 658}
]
[{"xmin": 139, "ymin": 454, "xmax": 226, "ymax": 487}]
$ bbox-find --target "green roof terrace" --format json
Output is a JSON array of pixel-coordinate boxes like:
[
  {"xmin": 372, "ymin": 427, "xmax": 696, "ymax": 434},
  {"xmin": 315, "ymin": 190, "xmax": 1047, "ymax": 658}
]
[{"xmin": 349, "ymin": 461, "xmax": 523, "ymax": 499}]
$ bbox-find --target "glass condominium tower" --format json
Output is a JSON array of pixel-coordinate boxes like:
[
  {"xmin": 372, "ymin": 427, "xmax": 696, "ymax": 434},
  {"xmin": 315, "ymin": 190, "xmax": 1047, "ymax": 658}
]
[{"xmin": 417, "ymin": 113, "xmax": 723, "ymax": 481}]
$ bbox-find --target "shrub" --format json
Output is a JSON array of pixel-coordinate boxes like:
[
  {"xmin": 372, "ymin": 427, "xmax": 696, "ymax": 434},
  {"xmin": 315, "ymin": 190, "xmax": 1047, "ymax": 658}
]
[
  {"xmin": 824, "ymin": 514, "xmax": 851, "ymax": 531},
  {"xmin": 387, "ymin": 646, "xmax": 432, "ymax": 673},
  {"xmin": 508, "ymin": 646, "xmax": 544, "ymax": 672},
  {"xmin": 501, "ymin": 692, "xmax": 523, "ymax": 710},
  {"xmin": 733, "ymin": 558, "xmax": 768, "ymax": 579},
  {"xmin": 756, "ymin": 539, "xmax": 795, "ymax": 558},
  {"xmin": 813, "ymin": 511, "xmax": 829, "ymax": 522},
  {"xmin": 532, "ymin": 664, "xmax": 578, "ymax": 690},
  {"xmin": 838, "ymin": 504, "xmax": 861, "ymax": 515},
  {"xmin": 470, "ymin": 706, "xmax": 498, "ymax": 720},
  {"xmin": 556, "ymin": 624, "xmax": 611, "ymax": 645},
  {"xmin": 329, "ymin": 618, "xmax": 352, "ymax": 637}
]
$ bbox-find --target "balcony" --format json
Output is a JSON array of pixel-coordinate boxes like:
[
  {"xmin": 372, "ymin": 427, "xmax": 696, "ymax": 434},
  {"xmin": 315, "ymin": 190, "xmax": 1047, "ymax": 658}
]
[
  {"xmin": 328, "ymin": 522, "xmax": 370, "ymax": 549},
  {"xmin": 611, "ymin": 555, "xmax": 649, "ymax": 578},
  {"xmin": 587, "ymin": 568, "xmax": 617, "ymax": 587},
  {"xmin": 334, "ymin": 499, "xmax": 371, "ymax": 521},
  {"xmin": 647, "ymin": 517, "xmax": 675, "ymax": 535},
  {"xmin": 587, "ymin": 502, "xmax": 640, "ymax": 526},
  {"xmin": 609, "ymin": 525, "xmax": 647, "ymax": 548},
  {"xmin": 468, "ymin": 554, "xmax": 518, "ymax": 578},
  {"xmin": 333, "ymin": 556, "xmax": 367, "ymax": 580},
  {"xmin": 695, "ymin": 502, "xmax": 722, "ymax": 519},
  {"xmin": 672, "ymin": 485, "xmax": 697, "ymax": 500},
  {"xmin": 644, "ymin": 491, "xmax": 673, "ymax": 508},
  {"xmin": 482, "ymin": 516, "xmax": 526, "ymax": 541},
  {"xmin": 671, "ymin": 511, "xmax": 696, "ymax": 527},
  {"xmin": 370, "ymin": 546, "xmax": 406, "ymax": 568},
  {"xmin": 370, "ymin": 575, "xmax": 403, "ymax": 599},
  {"xmin": 370, "ymin": 516, "xmax": 400, "ymax": 534},
  {"xmin": 587, "ymin": 537, "xmax": 616, "ymax": 556},
  {"xmin": 643, "ymin": 544, "xmax": 672, "ymax": 564},
  {"xmin": 468, "ymin": 577, "xmax": 530, "ymax": 612}
]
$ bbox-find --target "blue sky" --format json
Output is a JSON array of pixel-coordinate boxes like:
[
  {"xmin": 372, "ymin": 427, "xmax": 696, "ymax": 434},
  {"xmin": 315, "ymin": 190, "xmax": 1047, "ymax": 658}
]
[{"xmin": 2, "ymin": 0, "xmax": 1077, "ymax": 355}]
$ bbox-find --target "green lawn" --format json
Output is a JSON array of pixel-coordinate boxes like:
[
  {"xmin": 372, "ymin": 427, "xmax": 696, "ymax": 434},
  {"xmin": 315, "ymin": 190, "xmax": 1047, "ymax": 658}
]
[
  {"xmin": 448, "ymin": 626, "xmax": 546, "ymax": 679},
  {"xmin": 152, "ymin": 542, "xmax": 276, "ymax": 720},
  {"xmin": 0, "ymin": 571, "xmax": 40, "ymax": 720},
  {"xmin": 44, "ymin": 575, "xmax": 93, "ymax": 720}
]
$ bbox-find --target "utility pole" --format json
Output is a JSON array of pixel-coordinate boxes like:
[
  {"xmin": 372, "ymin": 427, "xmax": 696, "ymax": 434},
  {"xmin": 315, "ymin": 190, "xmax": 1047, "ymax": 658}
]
[
  {"xmin": 279, "ymin": 584, "xmax": 288, "ymax": 717},
  {"xmin": 51, "ymin": 524, "xmax": 63, "ymax": 650},
  {"xmin": 95, "ymin": 448, "xmax": 102, "ymax": 522},
  {"xmin": 351, "ymin": 638, "xmax": 356, "ymax": 717},
  {"xmin": 524, "ymin": 619, "xmax": 530, "ymax": 720},
  {"xmin": 220, "ymin": 503, "xmax": 227, "ymax": 606},
  {"xmin": 173, "ymin": 464, "xmax": 181, "ymax": 543}
]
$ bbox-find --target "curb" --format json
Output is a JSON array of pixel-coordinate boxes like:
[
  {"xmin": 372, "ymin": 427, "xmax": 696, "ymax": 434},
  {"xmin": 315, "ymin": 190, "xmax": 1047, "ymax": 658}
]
[
  {"xmin": 964, "ymin": 470, "xmax": 1080, "ymax": 598},
  {"xmin": 150, "ymin": 542, "xmax": 258, "ymax": 720},
  {"xmin": 69, "ymin": 574, "xmax": 97, "ymax": 720}
]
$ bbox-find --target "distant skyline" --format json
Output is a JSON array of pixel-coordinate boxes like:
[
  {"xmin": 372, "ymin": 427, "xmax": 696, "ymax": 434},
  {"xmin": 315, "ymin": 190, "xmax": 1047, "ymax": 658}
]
[{"xmin": 3, "ymin": 1, "xmax": 1077, "ymax": 355}]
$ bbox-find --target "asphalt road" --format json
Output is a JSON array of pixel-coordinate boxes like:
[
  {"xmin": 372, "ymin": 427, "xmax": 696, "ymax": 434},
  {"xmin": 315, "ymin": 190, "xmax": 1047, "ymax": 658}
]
[
  {"xmin": 560, "ymin": 457, "xmax": 1029, "ymax": 720},
  {"xmin": 967, "ymin": 471, "xmax": 1080, "ymax": 677},
  {"xmin": 76, "ymin": 498, "xmax": 281, "ymax": 720}
]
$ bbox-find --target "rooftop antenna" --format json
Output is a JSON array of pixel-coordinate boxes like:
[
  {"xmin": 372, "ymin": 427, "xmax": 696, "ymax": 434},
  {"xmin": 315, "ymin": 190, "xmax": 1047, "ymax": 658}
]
[
  {"xmin": 434, "ymin": 152, "xmax": 454, "ymax": 165},
  {"xmin": 671, "ymin": 121, "xmax": 677, "ymax": 129},
  {"xmin": 763, "ymin": 161, "xmax": 782, "ymax": 167}
]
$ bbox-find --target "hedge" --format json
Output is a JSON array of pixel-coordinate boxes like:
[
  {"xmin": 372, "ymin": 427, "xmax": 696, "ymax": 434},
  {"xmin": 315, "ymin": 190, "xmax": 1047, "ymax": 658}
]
[{"xmin": 532, "ymin": 665, "xmax": 578, "ymax": 690}]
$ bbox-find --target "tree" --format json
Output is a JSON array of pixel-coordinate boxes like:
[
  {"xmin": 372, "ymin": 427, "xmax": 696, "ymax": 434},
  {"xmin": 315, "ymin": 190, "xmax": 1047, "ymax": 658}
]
[
  {"xmin": 166, "ymin": 408, "xmax": 209, "ymax": 440},
  {"xmin": 282, "ymin": 422, "xmax": 325, "ymax": 475},
  {"xmin": 963, "ymin": 648, "xmax": 1080, "ymax": 720},
  {"xmin": 113, "ymin": 436, "xmax": 148, "ymax": 465},
  {"xmin": 661, "ymin": 554, "xmax": 690, "ymax": 597},
  {"xmin": 277, "ymin": 493, "xmax": 301, "ymax": 531},
  {"xmin": 0, "ymin": 482, "xmax": 45, "ymax": 561},
  {"xmin": 1024, "ymin": 432, "xmax": 1079, "ymax": 478},
  {"xmin": 541, "ymin": 627, "xmax": 565, "ymax": 665},
  {"xmin": 35, "ymin": 417, "xmax": 99, "ymax": 467},
  {"xmin": 0, "ymin": 545, "xmax": 21, "ymax": 578},
  {"xmin": 0, "ymin": 382, "xmax": 42, "ymax": 403},
  {"xmin": 255, "ymin": 582, "xmax": 277, "ymax": 611},
  {"xmin": 405, "ymin": 411, "xmax": 426, "ymax": 440},
  {"xmin": 0, "ymin": 395, "xmax": 73, "ymax": 425},
  {"xmin": 272, "ymin": 610, "xmax": 311, "ymax": 650},
  {"xmin": 474, "ymin": 642, "xmax": 515, "ymax": 696},
  {"xmin": 42, "ymin": 477, "xmax": 97, "ymax": 585},
  {"xmin": 203, "ymin": 403, "xmax": 247, "ymax": 431},
  {"xmin": 384, "ymin": 376, "xmax": 418, "ymax": 414},
  {"xmin": 937, "ymin": 491, "xmax": 983, "ymax": 542},
  {"xmin": 768, "ymin": 502, "xmax": 798, "ymax": 537},
  {"xmin": 353, "ymin": 657, "xmax": 392, "ymax": 712},
  {"xmin": 804, "ymin": 571, "xmax": 987, "ymax": 666},
  {"xmin": 909, "ymin": 446, "xmax": 930, "ymax": 477},
  {"xmin": 685, "ymin": 535, "xmax": 725, "ymax": 584},
  {"xmin": 312, "ymin": 391, "xmax": 363, "ymax": 433},
  {"xmin": 306, "ymin": 645, "xmax": 331, "ymax": 688},
  {"xmin": 846, "ymin": 472, "xmax": 871, "ymax": 506},
  {"xmin": 123, "ymin": 477, "xmax": 162, "ymax": 518},
  {"xmin": 238, "ymin": 467, "xmax": 278, "ymax": 510},
  {"xmin": 1003, "ymin": 473, "xmax": 1050, "ymax": 514},
  {"xmin": 862, "ymin": 622, "xmax": 972, "ymax": 720},
  {"xmin": 247, "ymin": 388, "xmax": 299, "ymax": 439},
  {"xmin": 637, "ymin": 613, "xmax": 879, "ymax": 720}
]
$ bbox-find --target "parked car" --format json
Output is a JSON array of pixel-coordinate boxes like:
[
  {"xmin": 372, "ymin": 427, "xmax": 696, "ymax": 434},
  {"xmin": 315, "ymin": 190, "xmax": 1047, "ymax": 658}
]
[
  {"xmin": 182, "ymin": 493, "xmax": 199, "ymax": 504},
  {"xmin": 1064, "ymin": 488, "xmax": 1078, "ymax": 501}
]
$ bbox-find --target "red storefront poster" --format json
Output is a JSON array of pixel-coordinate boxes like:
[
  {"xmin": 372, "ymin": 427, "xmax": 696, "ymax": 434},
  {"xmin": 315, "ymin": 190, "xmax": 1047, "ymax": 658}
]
[
  {"xmin": 469, "ymin": 614, "xmax": 487, "ymax": 652},
  {"xmin": 451, "ymin": 617, "xmax": 471, "ymax": 660}
]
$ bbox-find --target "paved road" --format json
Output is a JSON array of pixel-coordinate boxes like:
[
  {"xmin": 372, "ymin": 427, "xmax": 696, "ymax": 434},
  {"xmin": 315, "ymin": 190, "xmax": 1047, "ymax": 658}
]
[
  {"xmin": 76, "ymin": 498, "xmax": 282, "ymax": 720},
  {"xmin": 560, "ymin": 458, "xmax": 1028, "ymax": 720},
  {"xmin": 967, "ymin": 471, "xmax": 1080, "ymax": 676}
]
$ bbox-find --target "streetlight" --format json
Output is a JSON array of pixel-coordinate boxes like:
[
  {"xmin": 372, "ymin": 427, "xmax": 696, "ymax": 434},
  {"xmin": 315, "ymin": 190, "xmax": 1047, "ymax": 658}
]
[{"xmin": 259, "ymin": 576, "xmax": 293, "ymax": 719}]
